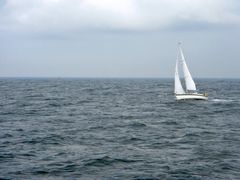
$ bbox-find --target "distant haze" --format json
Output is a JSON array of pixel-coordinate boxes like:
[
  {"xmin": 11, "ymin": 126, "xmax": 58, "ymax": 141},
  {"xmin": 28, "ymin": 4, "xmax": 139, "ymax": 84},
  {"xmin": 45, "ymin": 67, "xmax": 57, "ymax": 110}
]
[{"xmin": 0, "ymin": 0, "xmax": 240, "ymax": 78}]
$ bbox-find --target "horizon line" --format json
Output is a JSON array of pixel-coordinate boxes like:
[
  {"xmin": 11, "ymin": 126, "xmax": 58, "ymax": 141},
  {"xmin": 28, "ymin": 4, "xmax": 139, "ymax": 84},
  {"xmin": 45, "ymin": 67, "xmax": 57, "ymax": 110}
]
[{"xmin": 0, "ymin": 76, "xmax": 239, "ymax": 79}]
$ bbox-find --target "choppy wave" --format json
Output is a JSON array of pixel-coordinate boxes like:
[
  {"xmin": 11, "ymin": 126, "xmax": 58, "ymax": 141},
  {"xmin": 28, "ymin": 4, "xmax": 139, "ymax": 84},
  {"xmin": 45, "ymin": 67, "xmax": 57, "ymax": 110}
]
[
  {"xmin": 84, "ymin": 156, "xmax": 139, "ymax": 167},
  {"xmin": 0, "ymin": 78, "xmax": 240, "ymax": 179}
]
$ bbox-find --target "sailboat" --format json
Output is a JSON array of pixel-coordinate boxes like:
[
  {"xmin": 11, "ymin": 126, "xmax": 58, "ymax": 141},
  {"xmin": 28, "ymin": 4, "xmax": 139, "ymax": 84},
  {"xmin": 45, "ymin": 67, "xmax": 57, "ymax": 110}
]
[{"xmin": 174, "ymin": 43, "xmax": 208, "ymax": 100}]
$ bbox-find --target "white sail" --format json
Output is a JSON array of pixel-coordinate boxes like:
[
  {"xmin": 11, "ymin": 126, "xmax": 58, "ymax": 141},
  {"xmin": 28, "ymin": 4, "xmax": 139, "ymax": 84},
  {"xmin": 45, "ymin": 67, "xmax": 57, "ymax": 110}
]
[
  {"xmin": 174, "ymin": 58, "xmax": 185, "ymax": 94},
  {"xmin": 179, "ymin": 46, "xmax": 196, "ymax": 91}
]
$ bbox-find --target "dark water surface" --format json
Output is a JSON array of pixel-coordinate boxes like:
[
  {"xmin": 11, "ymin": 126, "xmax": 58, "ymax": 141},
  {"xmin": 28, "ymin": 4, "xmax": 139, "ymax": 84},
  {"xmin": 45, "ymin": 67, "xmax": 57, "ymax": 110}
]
[{"xmin": 0, "ymin": 78, "xmax": 240, "ymax": 179}]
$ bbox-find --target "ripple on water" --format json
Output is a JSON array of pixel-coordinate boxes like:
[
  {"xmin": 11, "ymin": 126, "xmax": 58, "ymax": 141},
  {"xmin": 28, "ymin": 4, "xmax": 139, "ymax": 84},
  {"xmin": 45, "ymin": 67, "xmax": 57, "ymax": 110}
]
[{"xmin": 1, "ymin": 78, "xmax": 240, "ymax": 179}]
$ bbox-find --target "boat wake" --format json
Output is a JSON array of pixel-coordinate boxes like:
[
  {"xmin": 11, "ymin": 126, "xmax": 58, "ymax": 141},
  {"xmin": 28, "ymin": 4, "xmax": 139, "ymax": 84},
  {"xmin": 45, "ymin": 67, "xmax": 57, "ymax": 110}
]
[{"xmin": 211, "ymin": 99, "xmax": 234, "ymax": 103}]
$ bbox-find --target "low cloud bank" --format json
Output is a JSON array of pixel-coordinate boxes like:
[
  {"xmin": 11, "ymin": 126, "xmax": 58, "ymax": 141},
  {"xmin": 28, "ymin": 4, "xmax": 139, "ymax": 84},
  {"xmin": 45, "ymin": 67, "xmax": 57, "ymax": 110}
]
[{"xmin": 0, "ymin": 0, "xmax": 239, "ymax": 32}]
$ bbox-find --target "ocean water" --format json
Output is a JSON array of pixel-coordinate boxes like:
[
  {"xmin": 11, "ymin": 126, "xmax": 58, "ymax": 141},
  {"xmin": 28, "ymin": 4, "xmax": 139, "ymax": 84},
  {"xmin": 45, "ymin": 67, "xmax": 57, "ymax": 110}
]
[{"xmin": 0, "ymin": 78, "xmax": 240, "ymax": 179}]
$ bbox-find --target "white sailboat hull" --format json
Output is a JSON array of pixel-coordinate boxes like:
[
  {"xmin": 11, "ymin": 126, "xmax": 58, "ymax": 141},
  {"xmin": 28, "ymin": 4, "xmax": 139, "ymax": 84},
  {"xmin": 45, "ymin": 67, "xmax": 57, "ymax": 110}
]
[{"xmin": 175, "ymin": 93, "xmax": 208, "ymax": 100}]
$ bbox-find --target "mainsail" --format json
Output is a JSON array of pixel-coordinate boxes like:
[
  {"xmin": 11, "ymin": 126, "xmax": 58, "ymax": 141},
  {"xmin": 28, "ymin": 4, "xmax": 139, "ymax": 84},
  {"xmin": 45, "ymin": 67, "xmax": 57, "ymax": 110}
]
[
  {"xmin": 179, "ymin": 46, "xmax": 196, "ymax": 91},
  {"xmin": 174, "ymin": 58, "xmax": 185, "ymax": 94}
]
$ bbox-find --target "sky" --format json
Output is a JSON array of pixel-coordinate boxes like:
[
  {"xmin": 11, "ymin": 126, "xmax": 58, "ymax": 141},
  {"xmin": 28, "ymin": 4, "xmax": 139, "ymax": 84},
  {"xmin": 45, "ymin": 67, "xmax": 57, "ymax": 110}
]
[{"xmin": 0, "ymin": 0, "xmax": 240, "ymax": 78}]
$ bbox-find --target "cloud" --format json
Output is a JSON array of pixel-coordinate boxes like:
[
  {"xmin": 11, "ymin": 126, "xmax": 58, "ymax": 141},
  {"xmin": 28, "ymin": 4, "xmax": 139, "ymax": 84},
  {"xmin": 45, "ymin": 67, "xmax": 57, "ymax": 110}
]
[{"xmin": 0, "ymin": 0, "xmax": 240, "ymax": 32}]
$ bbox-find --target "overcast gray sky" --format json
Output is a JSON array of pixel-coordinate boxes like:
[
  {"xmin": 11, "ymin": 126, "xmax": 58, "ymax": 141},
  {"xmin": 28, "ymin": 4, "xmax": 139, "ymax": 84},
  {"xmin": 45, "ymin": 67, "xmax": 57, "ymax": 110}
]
[{"xmin": 0, "ymin": 0, "xmax": 240, "ymax": 78}]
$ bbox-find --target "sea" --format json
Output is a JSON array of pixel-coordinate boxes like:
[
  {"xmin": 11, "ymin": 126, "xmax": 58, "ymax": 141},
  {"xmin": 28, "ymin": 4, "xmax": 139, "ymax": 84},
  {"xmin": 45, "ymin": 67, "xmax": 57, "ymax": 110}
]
[{"xmin": 0, "ymin": 78, "xmax": 240, "ymax": 179}]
